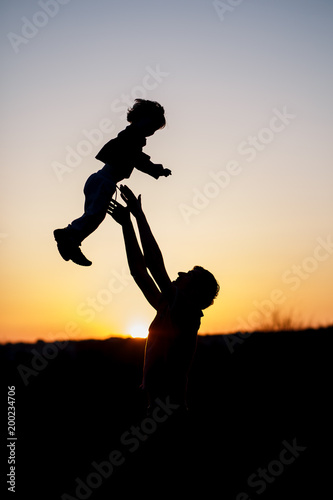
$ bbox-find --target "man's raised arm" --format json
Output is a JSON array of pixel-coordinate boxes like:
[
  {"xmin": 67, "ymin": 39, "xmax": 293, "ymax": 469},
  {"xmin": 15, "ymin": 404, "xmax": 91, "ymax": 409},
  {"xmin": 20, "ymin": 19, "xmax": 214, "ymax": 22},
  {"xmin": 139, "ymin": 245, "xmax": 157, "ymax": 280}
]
[
  {"xmin": 119, "ymin": 185, "xmax": 172, "ymax": 295},
  {"xmin": 107, "ymin": 200, "xmax": 161, "ymax": 310}
]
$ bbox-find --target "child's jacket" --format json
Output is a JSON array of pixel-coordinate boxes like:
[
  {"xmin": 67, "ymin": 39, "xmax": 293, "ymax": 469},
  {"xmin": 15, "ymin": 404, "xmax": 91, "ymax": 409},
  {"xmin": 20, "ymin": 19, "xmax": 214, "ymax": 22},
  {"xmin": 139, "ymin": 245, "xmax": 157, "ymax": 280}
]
[{"xmin": 95, "ymin": 125, "xmax": 163, "ymax": 179}]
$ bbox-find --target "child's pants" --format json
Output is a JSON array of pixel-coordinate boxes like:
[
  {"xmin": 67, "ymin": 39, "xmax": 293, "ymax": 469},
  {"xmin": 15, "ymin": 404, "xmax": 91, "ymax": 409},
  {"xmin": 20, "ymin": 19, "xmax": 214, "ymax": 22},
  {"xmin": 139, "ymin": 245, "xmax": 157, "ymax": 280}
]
[{"xmin": 68, "ymin": 170, "xmax": 116, "ymax": 244}]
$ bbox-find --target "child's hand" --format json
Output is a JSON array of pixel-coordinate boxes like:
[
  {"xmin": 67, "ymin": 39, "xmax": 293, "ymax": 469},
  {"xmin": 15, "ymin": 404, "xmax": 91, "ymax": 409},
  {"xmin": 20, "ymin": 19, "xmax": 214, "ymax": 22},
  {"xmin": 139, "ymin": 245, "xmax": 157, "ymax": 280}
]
[
  {"xmin": 107, "ymin": 200, "xmax": 130, "ymax": 225},
  {"xmin": 162, "ymin": 168, "xmax": 172, "ymax": 177}
]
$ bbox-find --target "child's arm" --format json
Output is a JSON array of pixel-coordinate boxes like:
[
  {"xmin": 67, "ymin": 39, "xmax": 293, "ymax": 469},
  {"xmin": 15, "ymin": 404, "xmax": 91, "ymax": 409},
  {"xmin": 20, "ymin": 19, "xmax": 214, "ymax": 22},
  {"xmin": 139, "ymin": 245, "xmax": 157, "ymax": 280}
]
[
  {"xmin": 136, "ymin": 153, "xmax": 172, "ymax": 179},
  {"xmin": 107, "ymin": 200, "xmax": 161, "ymax": 310}
]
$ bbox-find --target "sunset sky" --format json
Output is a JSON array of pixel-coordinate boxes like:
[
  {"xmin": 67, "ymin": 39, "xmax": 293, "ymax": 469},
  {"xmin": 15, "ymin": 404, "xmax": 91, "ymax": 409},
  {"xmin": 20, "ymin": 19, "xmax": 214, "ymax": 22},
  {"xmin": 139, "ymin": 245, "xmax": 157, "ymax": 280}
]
[{"xmin": 1, "ymin": 0, "xmax": 333, "ymax": 343}]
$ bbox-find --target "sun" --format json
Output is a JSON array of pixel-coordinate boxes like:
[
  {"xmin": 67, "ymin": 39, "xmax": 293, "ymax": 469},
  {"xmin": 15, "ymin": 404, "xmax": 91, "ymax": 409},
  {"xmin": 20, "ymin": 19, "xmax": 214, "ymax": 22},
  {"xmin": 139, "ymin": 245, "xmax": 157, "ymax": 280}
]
[{"xmin": 128, "ymin": 323, "xmax": 149, "ymax": 339}]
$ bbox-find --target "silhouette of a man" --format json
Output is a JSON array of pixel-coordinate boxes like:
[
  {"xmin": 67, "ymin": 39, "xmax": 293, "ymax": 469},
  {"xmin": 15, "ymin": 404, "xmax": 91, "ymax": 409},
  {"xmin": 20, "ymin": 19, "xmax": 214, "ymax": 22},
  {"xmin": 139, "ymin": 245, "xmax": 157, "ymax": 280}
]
[{"xmin": 108, "ymin": 186, "xmax": 219, "ymax": 409}]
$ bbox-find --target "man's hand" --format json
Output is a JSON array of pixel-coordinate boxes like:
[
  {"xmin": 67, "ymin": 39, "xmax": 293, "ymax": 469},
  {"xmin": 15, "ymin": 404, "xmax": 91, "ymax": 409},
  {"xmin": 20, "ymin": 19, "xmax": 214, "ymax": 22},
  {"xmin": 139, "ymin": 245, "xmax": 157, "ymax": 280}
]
[
  {"xmin": 107, "ymin": 199, "xmax": 130, "ymax": 225},
  {"xmin": 120, "ymin": 185, "xmax": 143, "ymax": 218}
]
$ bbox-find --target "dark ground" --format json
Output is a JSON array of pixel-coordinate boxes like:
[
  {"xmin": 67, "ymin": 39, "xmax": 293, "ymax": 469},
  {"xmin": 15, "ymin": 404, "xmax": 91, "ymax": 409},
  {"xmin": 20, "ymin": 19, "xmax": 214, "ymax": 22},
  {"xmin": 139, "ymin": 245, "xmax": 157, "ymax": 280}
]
[{"xmin": 1, "ymin": 327, "xmax": 332, "ymax": 499}]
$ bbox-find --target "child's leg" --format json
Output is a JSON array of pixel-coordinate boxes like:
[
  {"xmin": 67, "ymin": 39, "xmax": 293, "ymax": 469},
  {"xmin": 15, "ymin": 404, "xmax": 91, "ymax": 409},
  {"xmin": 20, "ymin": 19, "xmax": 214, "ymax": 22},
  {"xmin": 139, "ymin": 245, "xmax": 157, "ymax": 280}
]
[{"xmin": 68, "ymin": 172, "xmax": 116, "ymax": 244}]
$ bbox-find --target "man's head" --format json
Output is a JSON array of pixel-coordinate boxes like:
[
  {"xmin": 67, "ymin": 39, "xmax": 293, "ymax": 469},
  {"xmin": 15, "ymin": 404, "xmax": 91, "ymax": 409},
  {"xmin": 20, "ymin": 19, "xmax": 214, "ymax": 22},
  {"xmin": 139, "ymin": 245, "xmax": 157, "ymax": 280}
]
[
  {"xmin": 175, "ymin": 266, "xmax": 220, "ymax": 310},
  {"xmin": 127, "ymin": 99, "xmax": 166, "ymax": 135}
]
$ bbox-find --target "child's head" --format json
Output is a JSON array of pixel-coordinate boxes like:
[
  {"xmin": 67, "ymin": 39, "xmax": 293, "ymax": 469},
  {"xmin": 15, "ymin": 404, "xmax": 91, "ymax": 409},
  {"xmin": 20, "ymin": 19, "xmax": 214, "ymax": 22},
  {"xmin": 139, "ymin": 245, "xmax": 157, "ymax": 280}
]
[{"xmin": 127, "ymin": 99, "xmax": 166, "ymax": 135}]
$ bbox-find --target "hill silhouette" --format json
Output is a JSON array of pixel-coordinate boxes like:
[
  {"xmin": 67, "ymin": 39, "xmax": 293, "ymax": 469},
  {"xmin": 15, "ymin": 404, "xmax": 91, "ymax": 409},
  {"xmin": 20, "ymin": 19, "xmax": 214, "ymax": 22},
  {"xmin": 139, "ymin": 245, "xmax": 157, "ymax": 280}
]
[{"xmin": 1, "ymin": 327, "xmax": 331, "ymax": 499}]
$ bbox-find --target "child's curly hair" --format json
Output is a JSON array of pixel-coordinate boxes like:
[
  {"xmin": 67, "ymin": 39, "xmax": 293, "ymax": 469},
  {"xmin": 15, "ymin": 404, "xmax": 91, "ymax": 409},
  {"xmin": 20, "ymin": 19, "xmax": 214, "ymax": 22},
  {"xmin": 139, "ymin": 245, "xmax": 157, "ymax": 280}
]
[{"xmin": 127, "ymin": 99, "xmax": 166, "ymax": 130}]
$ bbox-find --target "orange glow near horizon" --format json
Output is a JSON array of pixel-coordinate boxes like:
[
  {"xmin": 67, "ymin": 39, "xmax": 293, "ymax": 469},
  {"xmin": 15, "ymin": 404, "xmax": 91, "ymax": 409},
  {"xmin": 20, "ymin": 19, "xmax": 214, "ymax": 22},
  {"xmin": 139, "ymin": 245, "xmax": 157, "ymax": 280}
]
[{"xmin": 1, "ymin": 227, "xmax": 333, "ymax": 344}]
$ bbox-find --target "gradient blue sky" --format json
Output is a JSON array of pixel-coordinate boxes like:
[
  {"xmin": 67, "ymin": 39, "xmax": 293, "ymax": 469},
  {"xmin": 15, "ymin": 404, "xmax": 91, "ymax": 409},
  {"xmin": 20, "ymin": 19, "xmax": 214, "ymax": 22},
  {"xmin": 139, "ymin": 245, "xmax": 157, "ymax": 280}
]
[{"xmin": 1, "ymin": 0, "xmax": 333, "ymax": 342}]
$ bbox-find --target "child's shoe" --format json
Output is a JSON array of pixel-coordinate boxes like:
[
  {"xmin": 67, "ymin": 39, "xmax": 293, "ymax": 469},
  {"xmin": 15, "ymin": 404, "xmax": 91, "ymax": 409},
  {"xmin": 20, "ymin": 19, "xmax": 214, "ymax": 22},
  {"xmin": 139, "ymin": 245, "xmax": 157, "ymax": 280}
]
[{"xmin": 53, "ymin": 229, "xmax": 92, "ymax": 266}]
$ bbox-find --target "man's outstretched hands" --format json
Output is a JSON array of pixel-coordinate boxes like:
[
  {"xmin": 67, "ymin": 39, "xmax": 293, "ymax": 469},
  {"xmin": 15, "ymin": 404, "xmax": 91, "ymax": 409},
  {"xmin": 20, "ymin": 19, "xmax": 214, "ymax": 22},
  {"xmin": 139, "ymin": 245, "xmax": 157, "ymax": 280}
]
[
  {"xmin": 107, "ymin": 199, "xmax": 130, "ymax": 225},
  {"xmin": 108, "ymin": 186, "xmax": 144, "ymax": 224},
  {"xmin": 119, "ymin": 185, "xmax": 143, "ymax": 218}
]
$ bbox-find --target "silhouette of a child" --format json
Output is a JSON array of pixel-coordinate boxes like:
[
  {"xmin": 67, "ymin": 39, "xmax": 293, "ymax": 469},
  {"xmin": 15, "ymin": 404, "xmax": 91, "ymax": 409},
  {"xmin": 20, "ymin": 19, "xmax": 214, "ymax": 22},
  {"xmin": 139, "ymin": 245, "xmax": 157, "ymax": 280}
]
[{"xmin": 54, "ymin": 99, "xmax": 171, "ymax": 265}]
